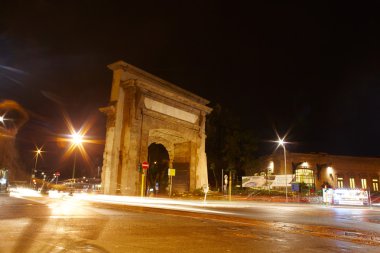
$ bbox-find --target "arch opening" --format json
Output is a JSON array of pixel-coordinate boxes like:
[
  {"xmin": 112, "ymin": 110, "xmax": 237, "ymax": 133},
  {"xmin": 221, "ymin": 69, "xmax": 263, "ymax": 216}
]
[{"xmin": 147, "ymin": 143, "xmax": 169, "ymax": 195}]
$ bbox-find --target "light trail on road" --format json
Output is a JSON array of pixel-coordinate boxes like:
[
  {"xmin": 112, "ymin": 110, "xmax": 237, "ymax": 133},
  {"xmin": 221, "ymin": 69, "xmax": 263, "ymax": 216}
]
[
  {"xmin": 3, "ymin": 191, "xmax": 380, "ymax": 252},
  {"xmin": 73, "ymin": 193, "xmax": 236, "ymax": 216}
]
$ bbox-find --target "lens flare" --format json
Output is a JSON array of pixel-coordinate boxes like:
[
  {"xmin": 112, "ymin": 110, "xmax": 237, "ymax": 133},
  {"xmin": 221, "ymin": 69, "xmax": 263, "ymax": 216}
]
[
  {"xmin": 0, "ymin": 100, "xmax": 29, "ymax": 137},
  {"xmin": 56, "ymin": 112, "xmax": 104, "ymax": 168}
]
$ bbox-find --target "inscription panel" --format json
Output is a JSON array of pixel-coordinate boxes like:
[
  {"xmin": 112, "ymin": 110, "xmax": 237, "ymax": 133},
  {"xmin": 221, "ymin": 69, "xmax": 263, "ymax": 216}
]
[{"xmin": 144, "ymin": 97, "xmax": 198, "ymax": 123}]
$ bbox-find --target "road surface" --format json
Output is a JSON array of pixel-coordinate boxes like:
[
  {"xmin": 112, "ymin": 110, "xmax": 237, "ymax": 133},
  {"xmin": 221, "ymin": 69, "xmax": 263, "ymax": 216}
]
[{"xmin": 0, "ymin": 192, "xmax": 379, "ymax": 253}]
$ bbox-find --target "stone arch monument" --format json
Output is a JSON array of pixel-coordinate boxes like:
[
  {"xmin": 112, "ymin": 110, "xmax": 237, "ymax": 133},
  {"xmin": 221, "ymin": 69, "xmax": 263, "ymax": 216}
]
[{"xmin": 100, "ymin": 61, "xmax": 212, "ymax": 195}]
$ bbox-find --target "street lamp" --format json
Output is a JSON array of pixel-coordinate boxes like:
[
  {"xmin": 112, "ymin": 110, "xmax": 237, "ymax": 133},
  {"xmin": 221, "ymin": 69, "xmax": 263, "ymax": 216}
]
[
  {"xmin": 276, "ymin": 137, "xmax": 288, "ymax": 203},
  {"xmin": 31, "ymin": 147, "xmax": 43, "ymax": 187},
  {"xmin": 70, "ymin": 132, "xmax": 83, "ymax": 182}
]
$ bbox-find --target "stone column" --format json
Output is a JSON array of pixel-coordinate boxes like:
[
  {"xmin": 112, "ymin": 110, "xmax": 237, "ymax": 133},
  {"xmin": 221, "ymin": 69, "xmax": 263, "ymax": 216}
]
[
  {"xmin": 195, "ymin": 111, "xmax": 208, "ymax": 189},
  {"xmin": 100, "ymin": 62, "xmax": 127, "ymax": 194},
  {"xmin": 100, "ymin": 107, "xmax": 116, "ymax": 194}
]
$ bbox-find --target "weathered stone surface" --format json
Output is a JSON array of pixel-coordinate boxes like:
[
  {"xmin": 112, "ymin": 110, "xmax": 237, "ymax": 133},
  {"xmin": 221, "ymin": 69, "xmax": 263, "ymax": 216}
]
[{"xmin": 100, "ymin": 61, "xmax": 212, "ymax": 195}]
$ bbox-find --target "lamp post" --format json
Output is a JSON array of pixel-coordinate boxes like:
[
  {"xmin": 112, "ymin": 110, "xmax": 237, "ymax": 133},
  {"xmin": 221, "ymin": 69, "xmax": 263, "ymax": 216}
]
[
  {"xmin": 70, "ymin": 132, "xmax": 83, "ymax": 183},
  {"xmin": 72, "ymin": 148, "xmax": 77, "ymax": 181},
  {"xmin": 276, "ymin": 137, "xmax": 288, "ymax": 203},
  {"xmin": 31, "ymin": 147, "xmax": 43, "ymax": 187}
]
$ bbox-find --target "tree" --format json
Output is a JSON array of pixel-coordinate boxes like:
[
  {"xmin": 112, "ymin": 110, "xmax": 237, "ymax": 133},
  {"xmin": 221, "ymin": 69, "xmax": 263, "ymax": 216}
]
[{"xmin": 206, "ymin": 104, "xmax": 258, "ymax": 190}]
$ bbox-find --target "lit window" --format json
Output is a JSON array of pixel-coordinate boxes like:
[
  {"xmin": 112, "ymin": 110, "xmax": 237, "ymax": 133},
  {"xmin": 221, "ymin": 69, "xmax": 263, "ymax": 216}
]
[
  {"xmin": 361, "ymin": 179, "xmax": 367, "ymax": 189},
  {"xmin": 268, "ymin": 161, "xmax": 274, "ymax": 174},
  {"xmin": 295, "ymin": 169, "xmax": 314, "ymax": 187},
  {"xmin": 373, "ymin": 179, "xmax": 379, "ymax": 191},
  {"xmin": 337, "ymin": 177, "xmax": 344, "ymax": 188},
  {"xmin": 349, "ymin": 178, "xmax": 355, "ymax": 188}
]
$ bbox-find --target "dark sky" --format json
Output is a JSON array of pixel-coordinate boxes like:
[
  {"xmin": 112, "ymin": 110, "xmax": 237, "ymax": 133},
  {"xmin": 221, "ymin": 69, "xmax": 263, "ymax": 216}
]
[{"xmin": 1, "ymin": 1, "xmax": 380, "ymax": 177}]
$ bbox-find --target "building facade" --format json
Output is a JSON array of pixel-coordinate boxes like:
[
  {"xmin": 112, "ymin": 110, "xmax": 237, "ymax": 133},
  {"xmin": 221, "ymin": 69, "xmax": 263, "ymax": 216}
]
[{"xmin": 260, "ymin": 152, "xmax": 380, "ymax": 192}]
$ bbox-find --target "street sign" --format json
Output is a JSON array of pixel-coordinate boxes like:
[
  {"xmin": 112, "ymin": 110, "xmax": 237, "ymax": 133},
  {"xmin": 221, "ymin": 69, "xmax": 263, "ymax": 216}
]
[
  {"xmin": 142, "ymin": 161, "xmax": 149, "ymax": 170},
  {"xmin": 55, "ymin": 172, "xmax": 60, "ymax": 176},
  {"xmin": 291, "ymin": 182, "xmax": 300, "ymax": 192},
  {"xmin": 168, "ymin": 168, "xmax": 176, "ymax": 176}
]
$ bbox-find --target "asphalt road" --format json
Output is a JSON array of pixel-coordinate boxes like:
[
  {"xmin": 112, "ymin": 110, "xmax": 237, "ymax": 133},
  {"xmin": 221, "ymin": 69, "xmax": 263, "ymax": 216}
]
[{"xmin": 0, "ymin": 193, "xmax": 379, "ymax": 253}]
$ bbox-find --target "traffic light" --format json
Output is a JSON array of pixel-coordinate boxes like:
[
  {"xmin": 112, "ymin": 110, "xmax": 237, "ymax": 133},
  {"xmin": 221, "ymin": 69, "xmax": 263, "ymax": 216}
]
[{"xmin": 137, "ymin": 163, "xmax": 142, "ymax": 173}]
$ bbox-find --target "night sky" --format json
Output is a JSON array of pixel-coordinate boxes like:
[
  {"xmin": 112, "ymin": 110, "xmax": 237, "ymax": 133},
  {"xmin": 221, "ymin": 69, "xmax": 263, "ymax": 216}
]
[{"xmin": 1, "ymin": 1, "xmax": 380, "ymax": 177}]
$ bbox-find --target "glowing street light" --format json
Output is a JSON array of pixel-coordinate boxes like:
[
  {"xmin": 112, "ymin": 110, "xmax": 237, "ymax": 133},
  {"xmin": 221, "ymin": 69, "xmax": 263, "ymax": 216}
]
[
  {"xmin": 56, "ymin": 113, "xmax": 104, "ymax": 187},
  {"xmin": 70, "ymin": 131, "xmax": 84, "ymax": 181},
  {"xmin": 31, "ymin": 147, "xmax": 43, "ymax": 186},
  {"xmin": 276, "ymin": 136, "xmax": 289, "ymax": 203}
]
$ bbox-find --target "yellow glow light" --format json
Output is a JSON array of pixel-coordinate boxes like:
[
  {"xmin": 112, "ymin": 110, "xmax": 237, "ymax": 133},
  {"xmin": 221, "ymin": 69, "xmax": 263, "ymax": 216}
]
[
  {"xmin": 56, "ymin": 112, "xmax": 104, "ymax": 168},
  {"xmin": 71, "ymin": 132, "xmax": 83, "ymax": 145},
  {"xmin": 34, "ymin": 146, "xmax": 44, "ymax": 159}
]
